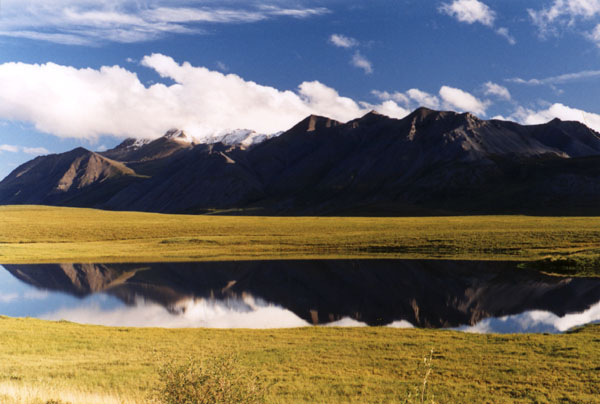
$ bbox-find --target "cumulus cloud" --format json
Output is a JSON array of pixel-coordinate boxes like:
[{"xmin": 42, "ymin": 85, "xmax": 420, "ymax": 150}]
[
  {"xmin": 361, "ymin": 100, "xmax": 410, "ymax": 119},
  {"xmin": 0, "ymin": 145, "xmax": 19, "ymax": 153},
  {"xmin": 374, "ymin": 88, "xmax": 441, "ymax": 110},
  {"xmin": 329, "ymin": 35, "xmax": 374, "ymax": 74},
  {"xmin": 373, "ymin": 88, "xmax": 442, "ymax": 109},
  {"xmin": 351, "ymin": 51, "xmax": 373, "ymax": 74},
  {"xmin": 0, "ymin": 0, "xmax": 329, "ymax": 45},
  {"xmin": 510, "ymin": 103, "xmax": 600, "ymax": 132},
  {"xmin": 439, "ymin": 0, "xmax": 496, "ymax": 26},
  {"xmin": 483, "ymin": 81, "xmax": 511, "ymax": 100},
  {"xmin": 373, "ymin": 86, "xmax": 489, "ymax": 114},
  {"xmin": 329, "ymin": 34, "xmax": 358, "ymax": 48},
  {"xmin": 406, "ymin": 89, "xmax": 442, "ymax": 109},
  {"xmin": 440, "ymin": 0, "xmax": 515, "ymax": 44},
  {"xmin": 0, "ymin": 54, "xmax": 409, "ymax": 141},
  {"xmin": 439, "ymin": 86, "xmax": 489, "ymax": 115}
]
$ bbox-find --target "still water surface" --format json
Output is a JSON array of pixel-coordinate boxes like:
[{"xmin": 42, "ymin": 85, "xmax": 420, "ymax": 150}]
[{"xmin": 1, "ymin": 260, "xmax": 599, "ymax": 333}]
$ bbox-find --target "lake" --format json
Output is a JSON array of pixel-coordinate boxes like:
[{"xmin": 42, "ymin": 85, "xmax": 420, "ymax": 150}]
[{"xmin": 1, "ymin": 260, "xmax": 599, "ymax": 333}]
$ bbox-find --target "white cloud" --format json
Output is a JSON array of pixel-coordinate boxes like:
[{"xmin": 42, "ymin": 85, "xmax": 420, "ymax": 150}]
[
  {"xmin": 360, "ymin": 100, "xmax": 410, "ymax": 119},
  {"xmin": 529, "ymin": 0, "xmax": 600, "ymax": 27},
  {"xmin": 0, "ymin": 144, "xmax": 19, "ymax": 153},
  {"xmin": 529, "ymin": 0, "xmax": 600, "ymax": 42},
  {"xmin": 0, "ymin": 144, "xmax": 48, "ymax": 154},
  {"xmin": 510, "ymin": 103, "xmax": 600, "ymax": 132},
  {"xmin": 329, "ymin": 34, "xmax": 358, "ymax": 48},
  {"xmin": 508, "ymin": 69, "xmax": 600, "ymax": 85},
  {"xmin": 23, "ymin": 147, "xmax": 50, "ymax": 155},
  {"xmin": 483, "ymin": 81, "xmax": 511, "ymax": 100},
  {"xmin": 496, "ymin": 27, "xmax": 516, "ymax": 45},
  {"xmin": 351, "ymin": 51, "xmax": 373, "ymax": 74},
  {"xmin": 373, "ymin": 88, "xmax": 441, "ymax": 110},
  {"xmin": 0, "ymin": 54, "xmax": 408, "ymax": 141},
  {"xmin": 588, "ymin": 23, "xmax": 600, "ymax": 44},
  {"xmin": 440, "ymin": 0, "xmax": 515, "ymax": 43},
  {"xmin": 258, "ymin": 5, "xmax": 329, "ymax": 18},
  {"xmin": 372, "ymin": 90, "xmax": 410, "ymax": 106},
  {"xmin": 0, "ymin": 1, "xmax": 329, "ymax": 45},
  {"xmin": 405, "ymin": 89, "xmax": 441, "ymax": 109},
  {"xmin": 439, "ymin": 86, "xmax": 490, "ymax": 115},
  {"xmin": 329, "ymin": 35, "xmax": 373, "ymax": 75},
  {"xmin": 376, "ymin": 87, "xmax": 498, "ymax": 113},
  {"xmin": 439, "ymin": 0, "xmax": 496, "ymax": 26}
]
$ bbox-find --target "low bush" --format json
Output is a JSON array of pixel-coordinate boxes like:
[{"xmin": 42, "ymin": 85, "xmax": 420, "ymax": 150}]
[{"xmin": 153, "ymin": 354, "xmax": 266, "ymax": 404}]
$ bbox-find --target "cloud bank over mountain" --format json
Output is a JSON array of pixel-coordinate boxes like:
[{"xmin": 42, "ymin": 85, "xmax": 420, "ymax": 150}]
[
  {"xmin": 0, "ymin": 54, "xmax": 408, "ymax": 140},
  {"xmin": 0, "ymin": 52, "xmax": 598, "ymax": 142}
]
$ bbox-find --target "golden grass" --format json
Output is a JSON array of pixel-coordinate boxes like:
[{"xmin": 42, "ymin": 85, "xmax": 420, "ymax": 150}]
[
  {"xmin": 2, "ymin": 205, "xmax": 600, "ymax": 266},
  {"xmin": 0, "ymin": 317, "xmax": 599, "ymax": 404},
  {"xmin": 0, "ymin": 381, "xmax": 137, "ymax": 404}
]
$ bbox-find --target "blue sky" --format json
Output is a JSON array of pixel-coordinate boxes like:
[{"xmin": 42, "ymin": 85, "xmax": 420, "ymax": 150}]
[{"xmin": 0, "ymin": 0, "xmax": 600, "ymax": 180}]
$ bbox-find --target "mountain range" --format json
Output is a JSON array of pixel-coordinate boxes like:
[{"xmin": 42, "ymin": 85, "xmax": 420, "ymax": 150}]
[{"xmin": 2, "ymin": 107, "xmax": 600, "ymax": 215}]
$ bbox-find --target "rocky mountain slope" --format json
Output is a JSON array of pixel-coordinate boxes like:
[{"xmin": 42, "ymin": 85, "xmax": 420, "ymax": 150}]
[{"xmin": 2, "ymin": 107, "xmax": 600, "ymax": 215}]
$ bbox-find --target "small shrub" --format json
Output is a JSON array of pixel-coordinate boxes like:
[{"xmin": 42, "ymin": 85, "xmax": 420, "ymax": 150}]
[{"xmin": 153, "ymin": 354, "xmax": 266, "ymax": 404}]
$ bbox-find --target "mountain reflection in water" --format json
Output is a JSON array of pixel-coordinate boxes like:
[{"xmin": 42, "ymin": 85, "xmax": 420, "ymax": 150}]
[{"xmin": 1, "ymin": 260, "xmax": 600, "ymax": 333}]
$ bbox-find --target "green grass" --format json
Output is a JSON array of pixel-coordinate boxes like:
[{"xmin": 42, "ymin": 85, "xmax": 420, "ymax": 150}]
[
  {"xmin": 0, "ymin": 317, "xmax": 598, "ymax": 404},
  {"xmin": 2, "ymin": 206, "xmax": 600, "ymax": 276}
]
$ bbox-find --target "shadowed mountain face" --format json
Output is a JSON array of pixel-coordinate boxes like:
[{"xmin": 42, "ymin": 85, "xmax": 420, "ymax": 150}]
[
  {"xmin": 2, "ymin": 108, "xmax": 600, "ymax": 214},
  {"xmin": 4, "ymin": 260, "xmax": 600, "ymax": 328}
]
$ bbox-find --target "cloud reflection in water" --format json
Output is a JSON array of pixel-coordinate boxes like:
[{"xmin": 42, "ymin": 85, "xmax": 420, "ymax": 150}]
[
  {"xmin": 42, "ymin": 295, "xmax": 310, "ymax": 328},
  {"xmin": 457, "ymin": 300, "xmax": 600, "ymax": 334}
]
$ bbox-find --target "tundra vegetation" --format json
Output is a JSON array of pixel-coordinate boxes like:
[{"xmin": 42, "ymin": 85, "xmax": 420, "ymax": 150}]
[
  {"xmin": 1, "ymin": 205, "xmax": 600, "ymax": 403},
  {"xmin": 1, "ymin": 205, "xmax": 600, "ymax": 276},
  {"xmin": 0, "ymin": 317, "xmax": 598, "ymax": 404}
]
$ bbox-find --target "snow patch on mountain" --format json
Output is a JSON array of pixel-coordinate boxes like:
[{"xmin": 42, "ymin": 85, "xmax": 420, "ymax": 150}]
[
  {"xmin": 163, "ymin": 128, "xmax": 281, "ymax": 148},
  {"xmin": 131, "ymin": 138, "xmax": 152, "ymax": 148}
]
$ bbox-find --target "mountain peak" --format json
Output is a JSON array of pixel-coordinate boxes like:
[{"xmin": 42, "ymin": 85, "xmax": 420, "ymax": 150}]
[
  {"xmin": 163, "ymin": 129, "xmax": 194, "ymax": 143},
  {"xmin": 292, "ymin": 114, "xmax": 341, "ymax": 133},
  {"xmin": 405, "ymin": 107, "xmax": 452, "ymax": 123}
]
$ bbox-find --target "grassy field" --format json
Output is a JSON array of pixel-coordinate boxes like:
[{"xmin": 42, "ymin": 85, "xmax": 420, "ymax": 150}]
[
  {"xmin": 2, "ymin": 205, "xmax": 600, "ymax": 403},
  {"xmin": 2, "ymin": 205, "xmax": 600, "ymax": 275},
  {"xmin": 0, "ymin": 317, "xmax": 598, "ymax": 404}
]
